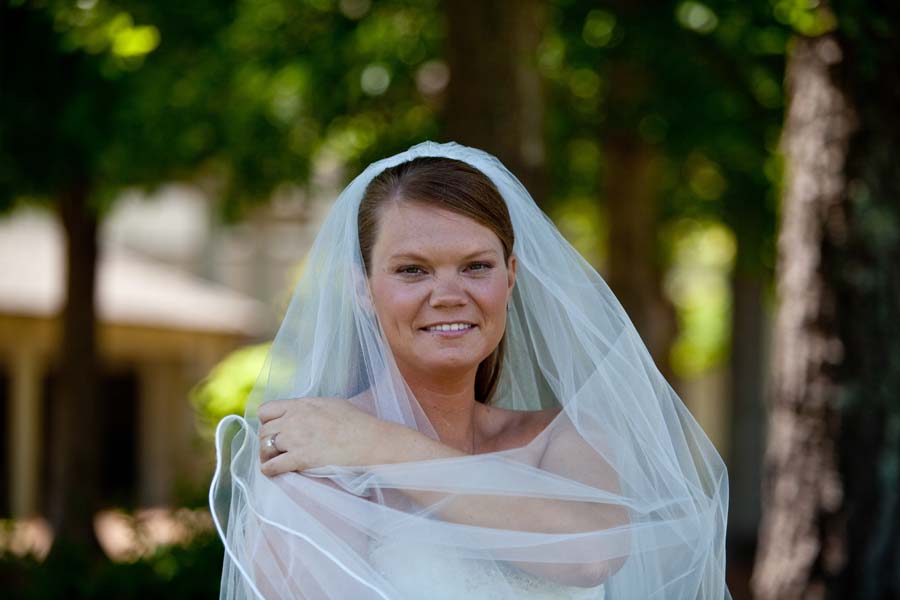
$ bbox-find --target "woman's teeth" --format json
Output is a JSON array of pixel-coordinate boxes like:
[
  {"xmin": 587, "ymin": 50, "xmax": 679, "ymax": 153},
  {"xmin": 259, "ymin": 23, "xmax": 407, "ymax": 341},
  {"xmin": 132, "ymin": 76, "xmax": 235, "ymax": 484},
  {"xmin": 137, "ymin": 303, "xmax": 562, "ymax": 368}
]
[{"xmin": 425, "ymin": 323, "xmax": 475, "ymax": 332}]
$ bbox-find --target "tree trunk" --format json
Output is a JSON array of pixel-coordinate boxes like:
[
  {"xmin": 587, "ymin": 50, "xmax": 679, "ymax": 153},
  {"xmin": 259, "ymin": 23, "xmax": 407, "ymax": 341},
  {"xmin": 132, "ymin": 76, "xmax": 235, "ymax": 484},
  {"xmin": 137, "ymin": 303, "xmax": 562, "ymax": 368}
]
[
  {"xmin": 603, "ymin": 130, "xmax": 678, "ymax": 382},
  {"xmin": 47, "ymin": 182, "xmax": 104, "ymax": 560},
  {"xmin": 752, "ymin": 22, "xmax": 900, "ymax": 599},
  {"xmin": 727, "ymin": 269, "xmax": 767, "ymax": 544},
  {"xmin": 443, "ymin": 0, "xmax": 547, "ymax": 206}
]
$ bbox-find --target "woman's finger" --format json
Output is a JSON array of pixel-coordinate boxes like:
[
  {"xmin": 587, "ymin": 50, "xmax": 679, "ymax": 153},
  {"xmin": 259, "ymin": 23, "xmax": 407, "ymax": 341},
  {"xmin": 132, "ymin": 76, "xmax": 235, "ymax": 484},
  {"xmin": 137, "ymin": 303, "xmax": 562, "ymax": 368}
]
[
  {"xmin": 261, "ymin": 450, "xmax": 300, "ymax": 477},
  {"xmin": 257, "ymin": 400, "xmax": 288, "ymax": 424},
  {"xmin": 259, "ymin": 430, "xmax": 285, "ymax": 461},
  {"xmin": 258, "ymin": 418, "xmax": 284, "ymax": 440}
]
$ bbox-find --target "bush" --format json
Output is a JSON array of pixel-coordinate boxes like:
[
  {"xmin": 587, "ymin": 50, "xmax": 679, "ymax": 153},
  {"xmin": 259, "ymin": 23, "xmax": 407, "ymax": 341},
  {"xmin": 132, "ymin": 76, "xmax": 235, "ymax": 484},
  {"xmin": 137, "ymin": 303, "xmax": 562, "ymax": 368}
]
[{"xmin": 1, "ymin": 531, "xmax": 224, "ymax": 600}]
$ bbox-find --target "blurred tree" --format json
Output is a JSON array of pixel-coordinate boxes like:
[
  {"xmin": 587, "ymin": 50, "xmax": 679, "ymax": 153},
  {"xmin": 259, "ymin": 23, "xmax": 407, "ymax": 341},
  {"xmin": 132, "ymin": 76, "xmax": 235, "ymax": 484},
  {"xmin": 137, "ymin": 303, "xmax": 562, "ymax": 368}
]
[
  {"xmin": 539, "ymin": 7, "xmax": 788, "ymax": 571},
  {"xmin": 752, "ymin": 2, "xmax": 900, "ymax": 598},
  {"xmin": 1, "ymin": 1, "xmax": 119, "ymax": 561},
  {"xmin": 443, "ymin": 0, "xmax": 548, "ymax": 207},
  {"xmin": 0, "ymin": 0, "xmax": 439, "ymax": 564},
  {"xmin": 597, "ymin": 1, "xmax": 680, "ymax": 382},
  {"xmin": 545, "ymin": 1, "xmax": 782, "ymax": 399},
  {"xmin": 681, "ymin": 0, "xmax": 787, "ymax": 552}
]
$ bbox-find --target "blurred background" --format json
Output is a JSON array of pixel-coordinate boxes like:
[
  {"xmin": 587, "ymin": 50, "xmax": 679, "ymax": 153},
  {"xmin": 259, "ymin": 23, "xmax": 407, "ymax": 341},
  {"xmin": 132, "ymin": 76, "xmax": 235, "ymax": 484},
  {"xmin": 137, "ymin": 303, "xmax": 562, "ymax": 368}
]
[{"xmin": 1, "ymin": 0, "xmax": 898, "ymax": 598}]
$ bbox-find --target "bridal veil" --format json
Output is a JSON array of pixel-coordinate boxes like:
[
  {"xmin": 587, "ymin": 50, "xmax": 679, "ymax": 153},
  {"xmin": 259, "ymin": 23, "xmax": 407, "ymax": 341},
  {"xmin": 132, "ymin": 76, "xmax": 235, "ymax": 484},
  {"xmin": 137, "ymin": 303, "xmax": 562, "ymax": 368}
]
[{"xmin": 209, "ymin": 141, "xmax": 730, "ymax": 599}]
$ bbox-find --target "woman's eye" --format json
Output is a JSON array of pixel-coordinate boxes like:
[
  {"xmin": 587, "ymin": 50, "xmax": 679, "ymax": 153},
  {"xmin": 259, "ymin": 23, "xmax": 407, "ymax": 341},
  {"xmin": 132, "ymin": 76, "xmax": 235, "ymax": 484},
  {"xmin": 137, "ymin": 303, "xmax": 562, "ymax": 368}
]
[
  {"xmin": 397, "ymin": 266, "xmax": 425, "ymax": 275},
  {"xmin": 466, "ymin": 262, "xmax": 493, "ymax": 272}
]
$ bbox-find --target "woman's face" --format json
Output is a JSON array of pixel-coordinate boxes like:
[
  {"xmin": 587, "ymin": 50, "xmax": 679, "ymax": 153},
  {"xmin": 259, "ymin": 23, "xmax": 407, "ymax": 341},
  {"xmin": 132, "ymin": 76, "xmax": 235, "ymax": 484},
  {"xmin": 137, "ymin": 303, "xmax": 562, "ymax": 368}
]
[{"xmin": 367, "ymin": 200, "xmax": 516, "ymax": 381}]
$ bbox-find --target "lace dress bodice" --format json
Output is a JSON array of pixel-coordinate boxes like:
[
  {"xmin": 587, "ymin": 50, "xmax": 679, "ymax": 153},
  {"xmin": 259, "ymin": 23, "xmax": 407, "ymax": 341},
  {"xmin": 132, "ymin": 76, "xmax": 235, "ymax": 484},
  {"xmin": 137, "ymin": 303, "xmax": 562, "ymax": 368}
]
[{"xmin": 369, "ymin": 539, "xmax": 606, "ymax": 600}]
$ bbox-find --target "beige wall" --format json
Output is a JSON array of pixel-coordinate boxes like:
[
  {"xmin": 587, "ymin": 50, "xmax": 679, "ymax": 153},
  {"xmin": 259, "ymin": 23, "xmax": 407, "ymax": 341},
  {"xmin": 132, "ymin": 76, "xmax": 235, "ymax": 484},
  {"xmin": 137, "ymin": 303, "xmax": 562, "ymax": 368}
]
[{"xmin": 1, "ymin": 314, "xmax": 250, "ymax": 517}]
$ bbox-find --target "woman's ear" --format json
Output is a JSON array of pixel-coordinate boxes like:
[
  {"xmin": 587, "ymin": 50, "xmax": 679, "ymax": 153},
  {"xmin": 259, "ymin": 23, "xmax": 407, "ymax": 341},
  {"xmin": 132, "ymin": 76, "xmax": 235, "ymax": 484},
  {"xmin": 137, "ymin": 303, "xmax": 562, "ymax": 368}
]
[{"xmin": 506, "ymin": 253, "xmax": 517, "ymax": 296}]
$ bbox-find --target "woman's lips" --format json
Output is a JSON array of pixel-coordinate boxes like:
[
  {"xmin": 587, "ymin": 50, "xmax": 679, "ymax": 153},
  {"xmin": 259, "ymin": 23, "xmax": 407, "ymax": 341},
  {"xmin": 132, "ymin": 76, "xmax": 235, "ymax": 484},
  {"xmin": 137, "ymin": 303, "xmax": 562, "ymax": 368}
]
[{"xmin": 419, "ymin": 324, "xmax": 478, "ymax": 338}]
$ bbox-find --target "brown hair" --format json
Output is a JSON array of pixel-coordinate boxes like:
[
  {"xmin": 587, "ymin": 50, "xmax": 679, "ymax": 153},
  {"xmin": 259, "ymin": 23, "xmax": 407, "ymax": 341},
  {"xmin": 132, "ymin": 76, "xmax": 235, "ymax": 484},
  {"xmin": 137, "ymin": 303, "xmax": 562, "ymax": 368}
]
[{"xmin": 358, "ymin": 156, "xmax": 514, "ymax": 405}]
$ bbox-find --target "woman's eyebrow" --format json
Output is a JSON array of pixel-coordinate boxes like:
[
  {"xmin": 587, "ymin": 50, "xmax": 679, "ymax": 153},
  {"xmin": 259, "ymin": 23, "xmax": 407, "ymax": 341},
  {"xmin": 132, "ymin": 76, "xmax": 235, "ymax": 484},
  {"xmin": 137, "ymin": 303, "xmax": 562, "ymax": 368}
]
[{"xmin": 388, "ymin": 248, "xmax": 500, "ymax": 262}]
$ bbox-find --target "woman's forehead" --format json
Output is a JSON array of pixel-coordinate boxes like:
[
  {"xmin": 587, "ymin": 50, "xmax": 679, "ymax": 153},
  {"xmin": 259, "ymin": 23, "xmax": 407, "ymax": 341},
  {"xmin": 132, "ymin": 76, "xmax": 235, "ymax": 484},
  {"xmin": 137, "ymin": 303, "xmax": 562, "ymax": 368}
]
[{"xmin": 373, "ymin": 202, "xmax": 503, "ymax": 257}]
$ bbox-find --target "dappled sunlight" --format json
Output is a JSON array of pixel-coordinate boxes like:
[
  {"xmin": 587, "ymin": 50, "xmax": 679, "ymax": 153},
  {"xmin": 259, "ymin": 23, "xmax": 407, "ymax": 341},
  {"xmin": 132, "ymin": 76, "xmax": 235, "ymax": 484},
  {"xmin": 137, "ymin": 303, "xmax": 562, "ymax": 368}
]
[
  {"xmin": 95, "ymin": 508, "xmax": 213, "ymax": 562},
  {"xmin": 0, "ymin": 517, "xmax": 52, "ymax": 560},
  {"xmin": 0, "ymin": 509, "xmax": 213, "ymax": 563},
  {"xmin": 663, "ymin": 219, "xmax": 737, "ymax": 378}
]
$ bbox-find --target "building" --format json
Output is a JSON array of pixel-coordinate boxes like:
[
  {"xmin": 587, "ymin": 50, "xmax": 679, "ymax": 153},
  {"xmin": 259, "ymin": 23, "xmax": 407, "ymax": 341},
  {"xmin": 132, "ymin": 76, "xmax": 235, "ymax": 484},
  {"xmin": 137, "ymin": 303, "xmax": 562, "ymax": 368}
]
[{"xmin": 0, "ymin": 207, "xmax": 276, "ymax": 517}]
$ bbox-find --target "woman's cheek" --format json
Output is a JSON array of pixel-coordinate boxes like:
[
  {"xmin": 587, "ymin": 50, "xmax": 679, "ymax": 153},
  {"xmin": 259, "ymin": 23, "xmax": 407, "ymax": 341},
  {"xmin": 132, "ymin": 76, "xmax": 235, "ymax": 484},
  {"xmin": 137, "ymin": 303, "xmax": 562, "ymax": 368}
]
[
  {"xmin": 372, "ymin": 280, "xmax": 420, "ymax": 327},
  {"xmin": 395, "ymin": 289, "xmax": 427, "ymax": 326},
  {"xmin": 477, "ymin": 276, "xmax": 511, "ymax": 315}
]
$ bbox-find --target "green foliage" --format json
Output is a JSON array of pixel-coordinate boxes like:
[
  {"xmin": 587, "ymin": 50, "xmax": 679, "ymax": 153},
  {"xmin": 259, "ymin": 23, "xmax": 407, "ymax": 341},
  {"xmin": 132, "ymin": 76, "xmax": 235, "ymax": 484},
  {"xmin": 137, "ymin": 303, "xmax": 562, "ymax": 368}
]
[
  {"xmin": 3, "ymin": 0, "xmax": 840, "ymax": 388},
  {"xmin": 545, "ymin": 0, "xmax": 786, "ymax": 234},
  {"xmin": 0, "ymin": 531, "xmax": 223, "ymax": 600},
  {"xmin": 770, "ymin": 0, "xmax": 836, "ymax": 36},
  {"xmin": 1, "ymin": 0, "xmax": 441, "ymax": 217},
  {"xmin": 663, "ymin": 220, "xmax": 736, "ymax": 376},
  {"xmin": 542, "ymin": 0, "xmax": 789, "ymax": 377},
  {"xmin": 190, "ymin": 342, "xmax": 270, "ymax": 435}
]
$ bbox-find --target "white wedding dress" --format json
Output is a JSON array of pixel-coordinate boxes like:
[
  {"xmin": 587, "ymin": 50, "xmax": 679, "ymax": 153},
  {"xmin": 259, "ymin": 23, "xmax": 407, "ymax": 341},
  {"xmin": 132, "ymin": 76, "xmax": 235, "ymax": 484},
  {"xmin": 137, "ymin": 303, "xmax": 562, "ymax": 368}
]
[{"xmin": 368, "ymin": 539, "xmax": 606, "ymax": 599}]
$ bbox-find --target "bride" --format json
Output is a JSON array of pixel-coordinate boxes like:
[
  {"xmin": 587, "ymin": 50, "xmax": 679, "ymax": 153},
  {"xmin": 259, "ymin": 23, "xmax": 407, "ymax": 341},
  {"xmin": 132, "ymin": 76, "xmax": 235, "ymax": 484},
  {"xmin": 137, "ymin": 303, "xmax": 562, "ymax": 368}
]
[{"xmin": 210, "ymin": 142, "xmax": 731, "ymax": 599}]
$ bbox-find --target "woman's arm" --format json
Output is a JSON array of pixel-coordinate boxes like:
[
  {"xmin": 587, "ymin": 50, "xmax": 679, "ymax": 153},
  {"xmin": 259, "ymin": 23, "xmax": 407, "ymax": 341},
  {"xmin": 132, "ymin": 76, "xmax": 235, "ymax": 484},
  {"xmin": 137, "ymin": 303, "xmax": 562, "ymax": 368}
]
[
  {"xmin": 374, "ymin": 419, "xmax": 617, "ymax": 533},
  {"xmin": 375, "ymin": 419, "xmax": 629, "ymax": 587},
  {"xmin": 258, "ymin": 398, "xmax": 628, "ymax": 587}
]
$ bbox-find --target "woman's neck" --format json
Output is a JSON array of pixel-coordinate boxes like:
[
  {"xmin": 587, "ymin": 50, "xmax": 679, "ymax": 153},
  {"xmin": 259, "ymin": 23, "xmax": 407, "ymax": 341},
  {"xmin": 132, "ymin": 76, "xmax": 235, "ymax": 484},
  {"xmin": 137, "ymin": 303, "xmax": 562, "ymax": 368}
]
[{"xmin": 400, "ymin": 365, "xmax": 482, "ymax": 453}]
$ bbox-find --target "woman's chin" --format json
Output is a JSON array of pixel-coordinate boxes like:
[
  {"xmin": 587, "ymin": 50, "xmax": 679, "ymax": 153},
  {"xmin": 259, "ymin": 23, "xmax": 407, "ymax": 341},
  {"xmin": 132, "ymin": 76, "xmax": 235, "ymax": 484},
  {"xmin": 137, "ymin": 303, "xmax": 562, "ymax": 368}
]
[{"xmin": 408, "ymin": 351, "xmax": 484, "ymax": 375}]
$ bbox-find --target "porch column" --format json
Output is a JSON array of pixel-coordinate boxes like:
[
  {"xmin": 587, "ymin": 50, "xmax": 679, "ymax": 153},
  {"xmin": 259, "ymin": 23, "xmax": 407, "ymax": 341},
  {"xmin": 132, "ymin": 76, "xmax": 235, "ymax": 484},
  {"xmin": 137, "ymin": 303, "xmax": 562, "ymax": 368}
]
[
  {"xmin": 138, "ymin": 362, "xmax": 173, "ymax": 506},
  {"xmin": 10, "ymin": 350, "xmax": 43, "ymax": 517}
]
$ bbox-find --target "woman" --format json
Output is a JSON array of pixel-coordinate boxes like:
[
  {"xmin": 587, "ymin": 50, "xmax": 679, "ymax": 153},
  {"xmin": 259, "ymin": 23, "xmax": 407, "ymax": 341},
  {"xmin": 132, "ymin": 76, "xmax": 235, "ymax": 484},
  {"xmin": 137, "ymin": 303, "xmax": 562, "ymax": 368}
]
[{"xmin": 211, "ymin": 142, "xmax": 731, "ymax": 599}]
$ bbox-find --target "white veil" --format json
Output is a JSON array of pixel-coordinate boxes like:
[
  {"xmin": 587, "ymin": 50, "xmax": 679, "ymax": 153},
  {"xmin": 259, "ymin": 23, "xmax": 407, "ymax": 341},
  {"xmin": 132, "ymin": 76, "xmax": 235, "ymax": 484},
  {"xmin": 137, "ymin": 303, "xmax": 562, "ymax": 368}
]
[{"xmin": 209, "ymin": 141, "xmax": 730, "ymax": 599}]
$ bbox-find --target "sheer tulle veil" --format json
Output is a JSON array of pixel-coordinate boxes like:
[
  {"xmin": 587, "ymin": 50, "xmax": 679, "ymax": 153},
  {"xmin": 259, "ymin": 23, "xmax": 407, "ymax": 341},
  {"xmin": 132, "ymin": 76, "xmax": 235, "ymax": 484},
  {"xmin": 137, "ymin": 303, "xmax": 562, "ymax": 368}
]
[{"xmin": 209, "ymin": 141, "xmax": 731, "ymax": 599}]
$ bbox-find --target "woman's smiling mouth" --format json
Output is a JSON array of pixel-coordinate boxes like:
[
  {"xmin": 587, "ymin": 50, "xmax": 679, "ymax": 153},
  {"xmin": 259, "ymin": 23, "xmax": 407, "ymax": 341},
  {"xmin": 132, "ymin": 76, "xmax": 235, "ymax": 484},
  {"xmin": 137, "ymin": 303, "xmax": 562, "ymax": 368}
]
[{"xmin": 420, "ymin": 322, "xmax": 478, "ymax": 336}]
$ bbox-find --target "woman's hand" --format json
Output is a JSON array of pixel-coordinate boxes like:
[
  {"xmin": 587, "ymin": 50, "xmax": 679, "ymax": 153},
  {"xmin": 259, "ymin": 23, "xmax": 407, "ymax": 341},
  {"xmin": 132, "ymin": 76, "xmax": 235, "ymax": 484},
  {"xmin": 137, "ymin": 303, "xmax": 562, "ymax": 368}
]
[{"xmin": 257, "ymin": 397, "xmax": 394, "ymax": 476}]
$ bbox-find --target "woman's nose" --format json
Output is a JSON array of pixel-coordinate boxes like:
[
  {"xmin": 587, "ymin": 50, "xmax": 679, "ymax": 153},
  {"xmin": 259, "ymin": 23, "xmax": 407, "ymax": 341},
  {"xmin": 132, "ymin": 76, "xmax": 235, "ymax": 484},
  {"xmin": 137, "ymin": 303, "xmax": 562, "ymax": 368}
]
[{"xmin": 429, "ymin": 275, "xmax": 468, "ymax": 308}]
